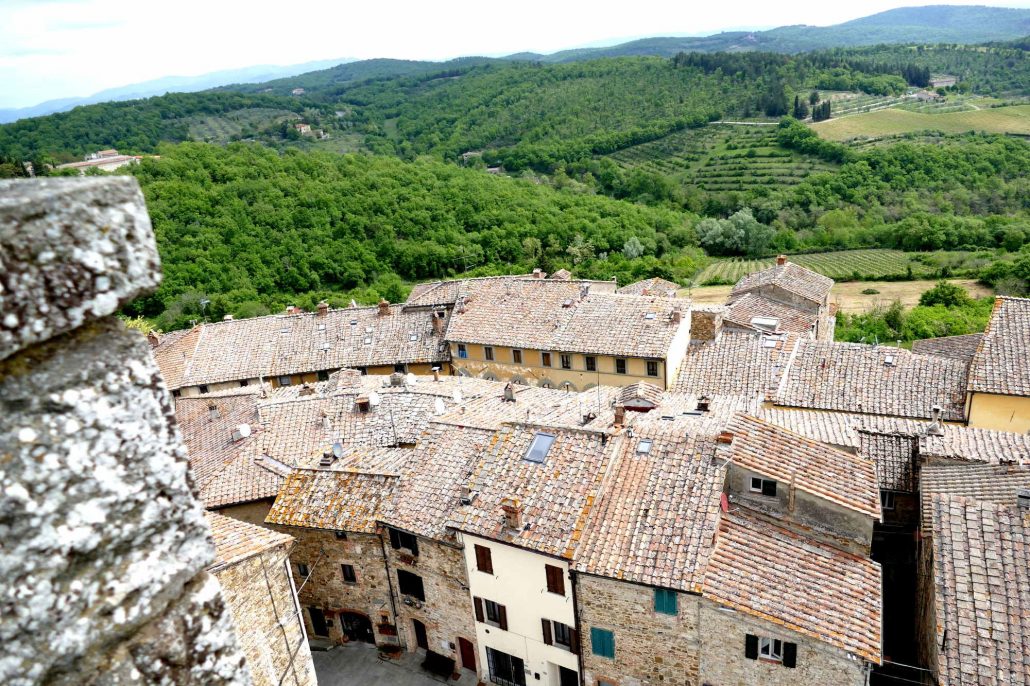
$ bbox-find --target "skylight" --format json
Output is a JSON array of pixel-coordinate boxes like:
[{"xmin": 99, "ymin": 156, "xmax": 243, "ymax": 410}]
[
  {"xmin": 409, "ymin": 333, "xmax": 418, "ymax": 341},
  {"xmin": 636, "ymin": 439, "xmax": 653, "ymax": 454},
  {"xmin": 524, "ymin": 432, "xmax": 556, "ymax": 463},
  {"xmin": 644, "ymin": 312, "xmax": 656, "ymax": 320}
]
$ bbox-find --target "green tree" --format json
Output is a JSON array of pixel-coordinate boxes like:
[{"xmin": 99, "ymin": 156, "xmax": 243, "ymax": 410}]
[{"xmin": 919, "ymin": 281, "xmax": 972, "ymax": 308}]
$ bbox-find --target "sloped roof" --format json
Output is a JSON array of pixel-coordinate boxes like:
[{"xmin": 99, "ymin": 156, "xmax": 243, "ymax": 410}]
[
  {"xmin": 774, "ymin": 340, "xmax": 969, "ymax": 420},
  {"xmin": 724, "ymin": 414, "xmax": 880, "ymax": 518},
  {"xmin": 672, "ymin": 332, "xmax": 783, "ymax": 398},
  {"xmin": 574, "ymin": 426, "xmax": 723, "ymax": 593},
  {"xmin": 967, "ymin": 296, "xmax": 1030, "ymax": 397},
  {"xmin": 444, "ymin": 279, "xmax": 688, "ymax": 358},
  {"xmin": 928, "ymin": 495, "xmax": 1030, "ymax": 685},
  {"xmin": 616, "ymin": 277, "xmax": 680, "ymax": 297},
  {"xmin": 152, "ymin": 327, "xmax": 200, "ymax": 390},
  {"xmin": 857, "ymin": 429, "xmax": 918, "ymax": 492},
  {"xmin": 723, "ymin": 292, "xmax": 819, "ymax": 337},
  {"xmin": 616, "ymin": 381, "xmax": 664, "ymax": 407},
  {"xmin": 433, "ymin": 383, "xmax": 620, "ymax": 432},
  {"xmin": 920, "ymin": 463, "xmax": 1030, "ymax": 529},
  {"xmin": 730, "ymin": 261, "xmax": 833, "ymax": 305},
  {"xmin": 206, "ymin": 511, "xmax": 293, "ymax": 571},
  {"xmin": 703, "ymin": 512, "xmax": 882, "ymax": 663},
  {"xmin": 265, "ymin": 469, "xmax": 396, "ymax": 533},
  {"xmin": 911, "ymin": 333, "xmax": 983, "ymax": 362}
]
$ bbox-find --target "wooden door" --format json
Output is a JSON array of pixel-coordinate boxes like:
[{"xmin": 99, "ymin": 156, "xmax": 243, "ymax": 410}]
[
  {"xmin": 458, "ymin": 637, "xmax": 476, "ymax": 672},
  {"xmin": 412, "ymin": 618, "xmax": 429, "ymax": 650}
]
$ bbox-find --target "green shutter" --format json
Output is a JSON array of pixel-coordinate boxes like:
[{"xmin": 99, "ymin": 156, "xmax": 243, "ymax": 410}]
[
  {"xmin": 591, "ymin": 627, "xmax": 615, "ymax": 658},
  {"xmin": 654, "ymin": 589, "xmax": 677, "ymax": 615}
]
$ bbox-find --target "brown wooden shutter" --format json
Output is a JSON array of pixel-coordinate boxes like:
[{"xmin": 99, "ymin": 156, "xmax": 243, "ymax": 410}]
[
  {"xmin": 473, "ymin": 597, "xmax": 484, "ymax": 623},
  {"xmin": 541, "ymin": 619, "xmax": 552, "ymax": 645},
  {"xmin": 475, "ymin": 545, "xmax": 493, "ymax": 574},
  {"xmin": 570, "ymin": 628, "xmax": 580, "ymax": 653},
  {"xmin": 545, "ymin": 565, "xmax": 565, "ymax": 595},
  {"xmin": 498, "ymin": 604, "xmax": 508, "ymax": 631}
]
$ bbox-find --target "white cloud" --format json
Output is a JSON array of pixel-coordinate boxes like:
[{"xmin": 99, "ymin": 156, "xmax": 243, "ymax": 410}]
[{"xmin": 0, "ymin": 0, "xmax": 1027, "ymax": 108}]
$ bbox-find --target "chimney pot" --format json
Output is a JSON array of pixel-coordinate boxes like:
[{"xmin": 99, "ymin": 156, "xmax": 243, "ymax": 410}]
[
  {"xmin": 500, "ymin": 497, "xmax": 522, "ymax": 529},
  {"xmin": 776, "ymin": 255, "xmax": 787, "ymax": 266},
  {"xmin": 317, "ymin": 301, "xmax": 329, "ymax": 316},
  {"xmin": 716, "ymin": 431, "xmax": 734, "ymax": 445},
  {"xmin": 432, "ymin": 366, "xmax": 441, "ymax": 382},
  {"xmin": 613, "ymin": 404, "xmax": 626, "ymax": 427},
  {"xmin": 378, "ymin": 299, "xmax": 391, "ymax": 316},
  {"xmin": 503, "ymin": 382, "xmax": 516, "ymax": 402}
]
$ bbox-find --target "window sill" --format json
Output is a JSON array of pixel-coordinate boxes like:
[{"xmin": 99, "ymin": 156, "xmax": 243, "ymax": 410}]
[{"xmin": 758, "ymin": 657, "xmax": 783, "ymax": 665}]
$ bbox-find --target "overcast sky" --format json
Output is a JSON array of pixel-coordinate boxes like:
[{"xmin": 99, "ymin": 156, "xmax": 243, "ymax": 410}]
[{"xmin": 1, "ymin": 0, "xmax": 1027, "ymax": 109}]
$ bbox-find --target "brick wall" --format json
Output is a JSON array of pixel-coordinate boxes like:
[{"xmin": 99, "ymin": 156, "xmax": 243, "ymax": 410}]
[
  {"xmin": 577, "ymin": 575, "xmax": 701, "ymax": 686},
  {"xmin": 213, "ymin": 542, "xmax": 316, "ymax": 686}
]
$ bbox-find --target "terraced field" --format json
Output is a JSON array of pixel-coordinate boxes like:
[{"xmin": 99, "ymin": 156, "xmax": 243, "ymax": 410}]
[
  {"xmin": 607, "ymin": 124, "xmax": 838, "ymax": 192},
  {"xmin": 185, "ymin": 108, "xmax": 300, "ymax": 143},
  {"xmin": 695, "ymin": 249, "xmax": 991, "ymax": 285}
]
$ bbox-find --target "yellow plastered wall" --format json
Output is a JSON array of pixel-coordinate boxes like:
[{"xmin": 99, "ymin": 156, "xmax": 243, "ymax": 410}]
[
  {"xmin": 967, "ymin": 392, "xmax": 1030, "ymax": 433},
  {"xmin": 450, "ymin": 343, "xmax": 665, "ymax": 390}
]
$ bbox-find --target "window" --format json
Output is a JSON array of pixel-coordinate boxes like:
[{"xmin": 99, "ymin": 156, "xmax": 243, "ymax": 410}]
[
  {"xmin": 474, "ymin": 597, "xmax": 508, "ymax": 630},
  {"xmin": 524, "ymin": 432, "xmax": 556, "ymax": 463},
  {"xmin": 636, "ymin": 439, "xmax": 653, "ymax": 455},
  {"xmin": 397, "ymin": 570, "xmax": 425, "ymax": 601},
  {"xmin": 458, "ymin": 344, "xmax": 468, "ymax": 359},
  {"xmin": 394, "ymin": 363, "xmax": 406, "ymax": 373},
  {"xmin": 512, "ymin": 349, "xmax": 522, "ymax": 364},
  {"xmin": 278, "ymin": 375, "xmax": 292, "ymax": 387},
  {"xmin": 334, "ymin": 531, "xmax": 347, "ymax": 540},
  {"xmin": 654, "ymin": 588, "xmax": 677, "ymax": 615},
  {"xmin": 881, "ymin": 491, "xmax": 896, "ymax": 511},
  {"xmin": 545, "ymin": 564, "xmax": 565, "ymax": 595},
  {"xmin": 388, "ymin": 527, "xmax": 419, "ymax": 556},
  {"xmin": 297, "ymin": 563, "xmax": 310, "ymax": 578},
  {"xmin": 199, "ymin": 385, "xmax": 209, "ymax": 394},
  {"xmin": 484, "ymin": 346, "xmax": 495, "ymax": 361},
  {"xmin": 486, "ymin": 647, "xmax": 525, "ymax": 686},
  {"xmin": 239, "ymin": 379, "xmax": 249, "ymax": 387},
  {"xmin": 646, "ymin": 361, "xmax": 659, "ymax": 377},
  {"xmin": 590, "ymin": 627, "xmax": 615, "ymax": 659},
  {"xmin": 560, "ymin": 354, "xmax": 572, "ymax": 370},
  {"xmin": 172, "ymin": 389, "xmax": 182, "ymax": 398},
  {"xmin": 317, "ymin": 370, "xmax": 329, "ymax": 382},
  {"xmin": 750, "ymin": 476, "xmax": 777, "ymax": 497},
  {"xmin": 541, "ymin": 352, "xmax": 552, "ymax": 367},
  {"xmin": 341, "ymin": 564, "xmax": 357, "ymax": 583},
  {"xmin": 745, "ymin": 634, "xmax": 796, "ymax": 668},
  {"xmin": 615, "ymin": 359, "xmax": 627, "ymax": 375},
  {"xmin": 585, "ymin": 356, "xmax": 596, "ymax": 372},
  {"xmin": 542, "ymin": 619, "xmax": 577, "ymax": 651},
  {"xmin": 475, "ymin": 544, "xmax": 493, "ymax": 574}
]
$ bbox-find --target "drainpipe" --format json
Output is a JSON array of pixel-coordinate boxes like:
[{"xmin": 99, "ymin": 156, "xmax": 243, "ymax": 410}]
[
  {"xmin": 571, "ymin": 570, "xmax": 585, "ymax": 686},
  {"xmin": 378, "ymin": 527, "xmax": 401, "ymax": 644}
]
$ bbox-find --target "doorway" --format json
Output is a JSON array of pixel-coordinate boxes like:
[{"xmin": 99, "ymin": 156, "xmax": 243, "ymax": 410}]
[
  {"xmin": 340, "ymin": 611, "xmax": 374, "ymax": 643},
  {"xmin": 458, "ymin": 637, "xmax": 476, "ymax": 672},
  {"xmin": 412, "ymin": 618, "xmax": 429, "ymax": 651},
  {"xmin": 558, "ymin": 666, "xmax": 578, "ymax": 686},
  {"xmin": 308, "ymin": 607, "xmax": 328, "ymax": 637}
]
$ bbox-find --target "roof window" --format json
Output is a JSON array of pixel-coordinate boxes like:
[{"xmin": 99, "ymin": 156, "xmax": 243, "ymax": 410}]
[
  {"xmin": 884, "ymin": 353, "xmax": 896, "ymax": 367},
  {"xmin": 524, "ymin": 432, "xmax": 556, "ymax": 463},
  {"xmin": 409, "ymin": 333, "xmax": 418, "ymax": 341},
  {"xmin": 644, "ymin": 312, "xmax": 656, "ymax": 320},
  {"xmin": 636, "ymin": 439, "xmax": 653, "ymax": 454}
]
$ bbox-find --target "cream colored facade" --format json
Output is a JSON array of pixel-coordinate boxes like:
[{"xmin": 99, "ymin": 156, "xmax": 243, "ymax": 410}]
[
  {"xmin": 458, "ymin": 533, "xmax": 579, "ymax": 686},
  {"xmin": 966, "ymin": 392, "xmax": 1030, "ymax": 433},
  {"xmin": 175, "ymin": 362, "xmax": 452, "ymax": 397},
  {"xmin": 451, "ymin": 343, "xmax": 666, "ymax": 390}
]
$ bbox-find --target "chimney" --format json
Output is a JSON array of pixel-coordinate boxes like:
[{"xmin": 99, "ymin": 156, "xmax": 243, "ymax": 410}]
[
  {"xmin": 671, "ymin": 306, "xmax": 682, "ymax": 324},
  {"xmin": 208, "ymin": 403, "xmax": 219, "ymax": 421},
  {"xmin": 776, "ymin": 255, "xmax": 787, "ymax": 266},
  {"xmin": 501, "ymin": 497, "xmax": 522, "ymax": 529},
  {"xmin": 378, "ymin": 299, "xmax": 391, "ymax": 316},
  {"xmin": 460, "ymin": 485, "xmax": 472, "ymax": 506},
  {"xmin": 697, "ymin": 396, "xmax": 710, "ymax": 413},
  {"xmin": 502, "ymin": 382, "xmax": 516, "ymax": 402},
  {"xmin": 146, "ymin": 331, "xmax": 160, "ymax": 348},
  {"xmin": 716, "ymin": 431, "xmax": 734, "ymax": 445},
  {"xmin": 390, "ymin": 372, "xmax": 404, "ymax": 387},
  {"xmin": 299, "ymin": 383, "xmax": 316, "ymax": 396},
  {"xmin": 579, "ymin": 284, "xmax": 590, "ymax": 300},
  {"xmin": 613, "ymin": 404, "xmax": 626, "ymax": 427},
  {"xmin": 317, "ymin": 301, "xmax": 329, "ymax": 317},
  {"xmin": 432, "ymin": 310, "xmax": 446, "ymax": 336},
  {"xmin": 222, "ymin": 314, "xmax": 233, "ymax": 321},
  {"xmin": 925, "ymin": 404, "xmax": 945, "ymax": 436},
  {"xmin": 432, "ymin": 366, "xmax": 441, "ymax": 382},
  {"xmin": 1018, "ymin": 488, "xmax": 1030, "ymax": 512},
  {"xmin": 532, "ymin": 268, "xmax": 543, "ymax": 279}
]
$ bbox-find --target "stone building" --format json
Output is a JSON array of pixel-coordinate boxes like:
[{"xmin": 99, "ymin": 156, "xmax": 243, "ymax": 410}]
[
  {"xmin": 206, "ymin": 512, "xmax": 316, "ymax": 686},
  {"xmin": 724, "ymin": 256, "xmax": 836, "ymax": 341},
  {"xmin": 0, "ymin": 177, "xmax": 250, "ymax": 685}
]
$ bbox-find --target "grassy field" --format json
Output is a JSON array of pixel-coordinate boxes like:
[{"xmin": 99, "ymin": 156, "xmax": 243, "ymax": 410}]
[
  {"xmin": 606, "ymin": 124, "xmax": 838, "ymax": 193},
  {"xmin": 685, "ymin": 278, "xmax": 992, "ymax": 313},
  {"xmin": 812, "ymin": 104, "xmax": 1030, "ymax": 141}
]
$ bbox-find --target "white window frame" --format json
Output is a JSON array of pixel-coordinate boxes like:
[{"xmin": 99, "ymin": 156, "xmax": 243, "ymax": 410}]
[{"xmin": 759, "ymin": 637, "xmax": 783, "ymax": 662}]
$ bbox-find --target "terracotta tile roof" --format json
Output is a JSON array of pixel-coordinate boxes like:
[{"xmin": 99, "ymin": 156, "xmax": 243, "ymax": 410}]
[
  {"xmin": 153, "ymin": 326, "xmax": 201, "ymax": 390},
  {"xmin": 574, "ymin": 426, "xmax": 723, "ymax": 593},
  {"xmin": 857, "ymin": 430, "xmax": 918, "ymax": 492},
  {"xmin": 183, "ymin": 316, "xmax": 281, "ymax": 387},
  {"xmin": 616, "ymin": 277, "xmax": 680, "ymax": 297},
  {"xmin": 549, "ymin": 269, "xmax": 572, "ymax": 281},
  {"xmin": 265, "ymin": 469, "xmax": 396, "ymax": 533},
  {"xmin": 723, "ymin": 292, "xmax": 818, "ymax": 337},
  {"xmin": 200, "ymin": 444, "xmax": 286, "ymax": 509},
  {"xmin": 911, "ymin": 333, "xmax": 983, "ymax": 362},
  {"xmin": 444, "ymin": 279, "xmax": 689, "ymax": 358},
  {"xmin": 703, "ymin": 511, "xmax": 882, "ymax": 663},
  {"xmin": 404, "ymin": 275, "xmax": 616, "ymax": 309},
  {"xmin": 774, "ymin": 340, "xmax": 969, "ymax": 420},
  {"xmin": 206, "ymin": 511, "xmax": 293, "ymax": 570},
  {"xmin": 452, "ymin": 426, "xmax": 615, "ymax": 558},
  {"xmin": 921, "ymin": 425, "xmax": 1030, "ymax": 465},
  {"xmin": 928, "ymin": 495, "xmax": 1030, "ymax": 685},
  {"xmin": 433, "ymin": 383, "xmax": 620, "ymax": 432},
  {"xmin": 730, "ymin": 261, "xmax": 833, "ymax": 305},
  {"xmin": 724, "ymin": 414, "xmax": 880, "ymax": 518},
  {"xmin": 616, "ymin": 381, "xmax": 664, "ymax": 408},
  {"xmin": 968, "ymin": 296, "xmax": 1030, "ymax": 397},
  {"xmin": 174, "ymin": 392, "xmax": 262, "ymax": 490},
  {"xmin": 672, "ymin": 332, "xmax": 782, "ymax": 398},
  {"xmin": 920, "ymin": 463, "xmax": 1030, "ymax": 529}
]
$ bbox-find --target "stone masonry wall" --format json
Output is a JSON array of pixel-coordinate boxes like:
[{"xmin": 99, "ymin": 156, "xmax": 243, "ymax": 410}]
[
  {"xmin": 577, "ymin": 574, "xmax": 701, "ymax": 686},
  {"xmin": 213, "ymin": 542, "xmax": 316, "ymax": 686},
  {"xmin": 0, "ymin": 178, "xmax": 250, "ymax": 685}
]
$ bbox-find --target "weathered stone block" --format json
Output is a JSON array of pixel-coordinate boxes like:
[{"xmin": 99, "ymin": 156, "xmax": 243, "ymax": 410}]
[
  {"xmin": 0, "ymin": 318, "xmax": 241, "ymax": 685},
  {"xmin": 0, "ymin": 177, "xmax": 161, "ymax": 361}
]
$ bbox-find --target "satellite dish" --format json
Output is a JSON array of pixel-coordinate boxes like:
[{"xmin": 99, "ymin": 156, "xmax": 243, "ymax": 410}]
[
  {"xmin": 452, "ymin": 389, "xmax": 463, "ymax": 404},
  {"xmin": 434, "ymin": 398, "xmax": 446, "ymax": 416},
  {"xmin": 236, "ymin": 423, "xmax": 251, "ymax": 438},
  {"xmin": 405, "ymin": 372, "xmax": 417, "ymax": 386},
  {"xmin": 332, "ymin": 441, "xmax": 344, "ymax": 458},
  {"xmin": 369, "ymin": 391, "xmax": 381, "ymax": 407}
]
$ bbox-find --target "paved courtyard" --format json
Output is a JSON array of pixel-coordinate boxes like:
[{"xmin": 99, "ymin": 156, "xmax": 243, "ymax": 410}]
[{"xmin": 312, "ymin": 642, "xmax": 480, "ymax": 686}]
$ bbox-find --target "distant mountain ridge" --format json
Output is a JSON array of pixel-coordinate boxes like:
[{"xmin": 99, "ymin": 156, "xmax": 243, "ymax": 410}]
[{"xmin": 0, "ymin": 58, "xmax": 354, "ymax": 124}]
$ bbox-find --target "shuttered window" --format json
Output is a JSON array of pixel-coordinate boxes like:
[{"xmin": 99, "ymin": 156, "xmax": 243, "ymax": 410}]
[
  {"xmin": 654, "ymin": 588, "xmax": 677, "ymax": 615},
  {"xmin": 545, "ymin": 564, "xmax": 565, "ymax": 595},
  {"xmin": 745, "ymin": 633, "xmax": 797, "ymax": 668},
  {"xmin": 397, "ymin": 570, "xmax": 425, "ymax": 601},
  {"xmin": 388, "ymin": 527, "xmax": 419, "ymax": 556},
  {"xmin": 590, "ymin": 627, "xmax": 615, "ymax": 659},
  {"xmin": 475, "ymin": 544, "xmax": 493, "ymax": 574},
  {"xmin": 475, "ymin": 597, "xmax": 508, "ymax": 630}
]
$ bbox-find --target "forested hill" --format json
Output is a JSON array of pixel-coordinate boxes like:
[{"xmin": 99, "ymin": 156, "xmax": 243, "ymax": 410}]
[{"xmin": 508, "ymin": 5, "xmax": 1030, "ymax": 61}]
